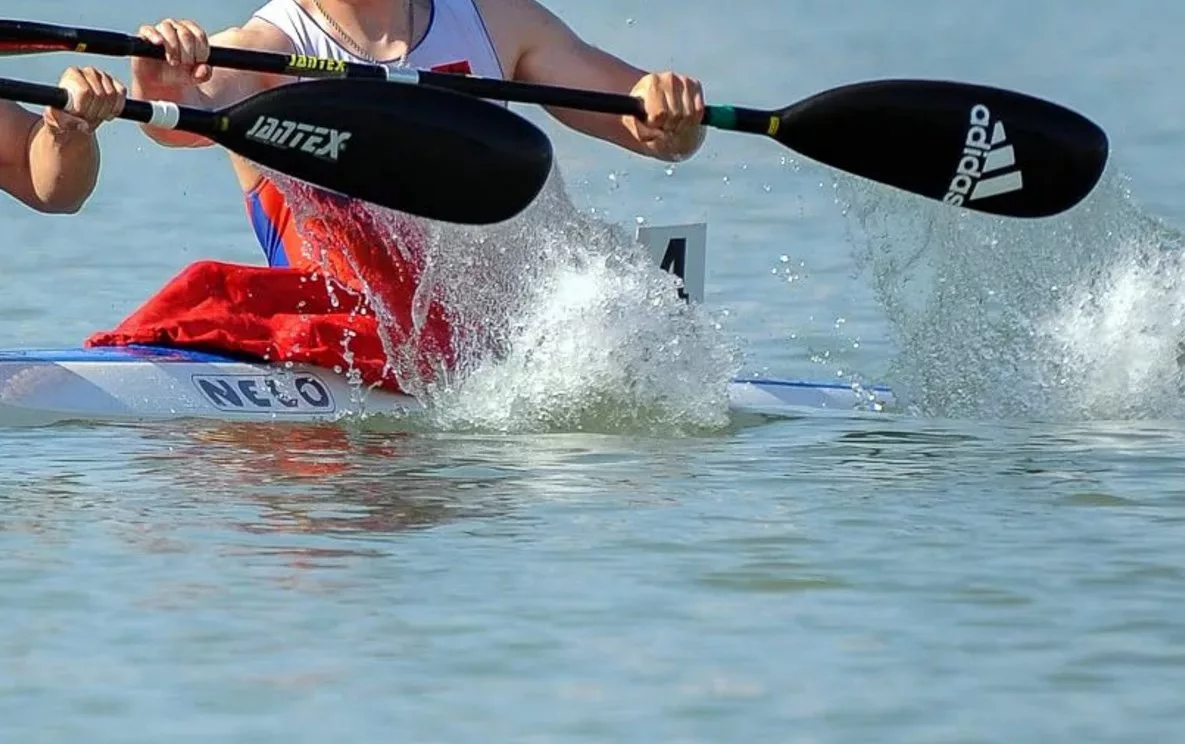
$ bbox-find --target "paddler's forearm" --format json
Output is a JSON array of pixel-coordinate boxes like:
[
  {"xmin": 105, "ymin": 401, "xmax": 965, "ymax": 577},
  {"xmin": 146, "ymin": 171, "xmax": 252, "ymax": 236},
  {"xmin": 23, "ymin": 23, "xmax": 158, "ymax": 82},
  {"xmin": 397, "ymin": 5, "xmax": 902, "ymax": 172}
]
[
  {"xmin": 26, "ymin": 120, "xmax": 100, "ymax": 213},
  {"xmin": 514, "ymin": 29, "xmax": 707, "ymax": 162},
  {"xmin": 547, "ymin": 99, "xmax": 707, "ymax": 163}
]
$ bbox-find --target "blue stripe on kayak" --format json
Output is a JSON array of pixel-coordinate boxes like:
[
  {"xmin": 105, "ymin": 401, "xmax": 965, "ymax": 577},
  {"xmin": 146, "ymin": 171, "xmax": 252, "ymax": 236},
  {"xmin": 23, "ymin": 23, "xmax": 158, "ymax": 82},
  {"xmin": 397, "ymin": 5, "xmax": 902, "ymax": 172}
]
[
  {"xmin": 0, "ymin": 345, "xmax": 245, "ymax": 364},
  {"xmin": 0, "ymin": 348, "xmax": 895, "ymax": 394},
  {"xmin": 732, "ymin": 377, "xmax": 893, "ymax": 393}
]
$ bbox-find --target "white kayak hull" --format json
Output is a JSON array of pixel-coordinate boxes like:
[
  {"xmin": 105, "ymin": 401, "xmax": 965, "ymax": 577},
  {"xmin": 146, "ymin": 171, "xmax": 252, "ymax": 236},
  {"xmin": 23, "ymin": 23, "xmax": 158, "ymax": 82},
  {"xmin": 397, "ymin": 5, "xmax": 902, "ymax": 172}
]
[{"xmin": 0, "ymin": 346, "xmax": 894, "ymax": 427}]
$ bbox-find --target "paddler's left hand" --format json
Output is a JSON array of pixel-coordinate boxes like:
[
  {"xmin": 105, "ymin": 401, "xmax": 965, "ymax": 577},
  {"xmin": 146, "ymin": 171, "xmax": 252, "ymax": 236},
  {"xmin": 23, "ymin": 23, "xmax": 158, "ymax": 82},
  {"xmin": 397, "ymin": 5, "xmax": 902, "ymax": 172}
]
[
  {"xmin": 624, "ymin": 71, "xmax": 707, "ymax": 161},
  {"xmin": 44, "ymin": 66, "xmax": 127, "ymax": 137}
]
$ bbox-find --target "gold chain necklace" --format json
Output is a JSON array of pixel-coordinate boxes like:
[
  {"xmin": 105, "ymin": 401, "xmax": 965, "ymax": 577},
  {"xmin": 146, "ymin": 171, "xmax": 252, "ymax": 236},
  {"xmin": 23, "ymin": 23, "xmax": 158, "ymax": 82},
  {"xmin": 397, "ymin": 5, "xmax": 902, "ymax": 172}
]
[{"xmin": 308, "ymin": 0, "xmax": 415, "ymax": 65}]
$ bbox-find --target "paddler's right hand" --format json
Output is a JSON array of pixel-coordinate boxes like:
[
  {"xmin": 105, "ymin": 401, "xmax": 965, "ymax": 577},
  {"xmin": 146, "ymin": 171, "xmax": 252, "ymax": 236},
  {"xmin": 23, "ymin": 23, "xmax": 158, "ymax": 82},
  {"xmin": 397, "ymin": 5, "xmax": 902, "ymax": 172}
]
[{"xmin": 132, "ymin": 19, "xmax": 212, "ymax": 93}]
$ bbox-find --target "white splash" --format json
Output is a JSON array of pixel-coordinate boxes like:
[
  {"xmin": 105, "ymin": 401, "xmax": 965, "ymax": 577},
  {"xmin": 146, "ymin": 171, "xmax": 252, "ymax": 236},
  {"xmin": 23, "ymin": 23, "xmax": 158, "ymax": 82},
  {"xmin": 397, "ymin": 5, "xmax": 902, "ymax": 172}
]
[
  {"xmin": 1034, "ymin": 243, "xmax": 1185, "ymax": 419},
  {"xmin": 425, "ymin": 235, "xmax": 738, "ymax": 434},
  {"xmin": 834, "ymin": 168, "xmax": 1185, "ymax": 421},
  {"xmin": 271, "ymin": 166, "xmax": 741, "ymax": 434}
]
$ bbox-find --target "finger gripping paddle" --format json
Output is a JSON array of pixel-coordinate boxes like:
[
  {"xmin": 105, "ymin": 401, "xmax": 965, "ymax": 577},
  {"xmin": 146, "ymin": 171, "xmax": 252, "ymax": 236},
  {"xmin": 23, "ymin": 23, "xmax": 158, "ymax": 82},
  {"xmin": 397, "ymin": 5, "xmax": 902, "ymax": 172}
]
[{"xmin": 0, "ymin": 76, "xmax": 554, "ymax": 225}]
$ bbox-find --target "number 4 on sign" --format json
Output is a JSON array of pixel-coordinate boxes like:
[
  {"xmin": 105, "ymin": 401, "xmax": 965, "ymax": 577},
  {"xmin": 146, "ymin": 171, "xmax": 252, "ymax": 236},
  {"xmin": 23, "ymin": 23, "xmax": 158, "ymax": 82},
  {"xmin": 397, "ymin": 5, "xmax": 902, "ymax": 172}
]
[{"xmin": 636, "ymin": 222, "xmax": 707, "ymax": 304}]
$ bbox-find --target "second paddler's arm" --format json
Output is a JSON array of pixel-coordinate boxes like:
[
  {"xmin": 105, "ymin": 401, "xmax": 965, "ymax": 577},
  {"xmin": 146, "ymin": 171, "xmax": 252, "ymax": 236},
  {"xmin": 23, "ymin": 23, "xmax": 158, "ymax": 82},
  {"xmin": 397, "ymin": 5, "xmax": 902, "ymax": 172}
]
[
  {"xmin": 480, "ymin": 0, "xmax": 706, "ymax": 162},
  {"xmin": 130, "ymin": 18, "xmax": 295, "ymax": 148}
]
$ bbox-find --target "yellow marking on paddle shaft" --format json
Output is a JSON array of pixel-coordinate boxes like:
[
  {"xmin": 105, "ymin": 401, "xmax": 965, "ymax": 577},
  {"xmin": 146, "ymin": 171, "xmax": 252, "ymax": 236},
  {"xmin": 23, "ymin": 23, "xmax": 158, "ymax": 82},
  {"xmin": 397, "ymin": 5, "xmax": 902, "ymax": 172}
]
[
  {"xmin": 286, "ymin": 55, "xmax": 347, "ymax": 74},
  {"xmin": 766, "ymin": 116, "xmax": 779, "ymax": 137},
  {"xmin": 218, "ymin": 116, "xmax": 229, "ymax": 132},
  {"xmin": 75, "ymin": 43, "xmax": 87, "ymax": 53}
]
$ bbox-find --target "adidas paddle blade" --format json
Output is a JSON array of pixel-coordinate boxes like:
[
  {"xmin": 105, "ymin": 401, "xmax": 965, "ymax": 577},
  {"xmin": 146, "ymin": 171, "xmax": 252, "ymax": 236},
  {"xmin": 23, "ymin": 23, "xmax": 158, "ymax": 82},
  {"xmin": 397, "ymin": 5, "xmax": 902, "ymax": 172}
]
[
  {"xmin": 771, "ymin": 79, "xmax": 1108, "ymax": 218},
  {"xmin": 216, "ymin": 78, "xmax": 554, "ymax": 225}
]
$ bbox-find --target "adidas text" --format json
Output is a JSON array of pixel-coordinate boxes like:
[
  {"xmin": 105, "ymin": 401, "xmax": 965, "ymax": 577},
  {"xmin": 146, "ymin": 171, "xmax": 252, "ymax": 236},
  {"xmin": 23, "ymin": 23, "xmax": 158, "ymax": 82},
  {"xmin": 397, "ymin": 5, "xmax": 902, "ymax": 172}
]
[
  {"xmin": 942, "ymin": 104, "xmax": 1024, "ymax": 206},
  {"xmin": 244, "ymin": 116, "xmax": 352, "ymax": 161}
]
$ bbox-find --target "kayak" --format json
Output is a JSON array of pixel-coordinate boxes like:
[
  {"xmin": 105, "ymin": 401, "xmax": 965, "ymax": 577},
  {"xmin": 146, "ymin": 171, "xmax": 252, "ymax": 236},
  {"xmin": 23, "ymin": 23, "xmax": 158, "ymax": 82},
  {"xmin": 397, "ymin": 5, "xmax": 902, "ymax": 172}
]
[
  {"xmin": 0, "ymin": 346, "xmax": 894, "ymax": 427},
  {"xmin": 0, "ymin": 222, "xmax": 893, "ymax": 427}
]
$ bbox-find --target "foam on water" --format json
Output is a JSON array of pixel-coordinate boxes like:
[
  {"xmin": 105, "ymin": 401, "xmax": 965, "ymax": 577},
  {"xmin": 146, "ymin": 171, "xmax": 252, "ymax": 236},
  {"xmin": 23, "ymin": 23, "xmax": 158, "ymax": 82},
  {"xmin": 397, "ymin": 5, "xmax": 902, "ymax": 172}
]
[
  {"xmin": 424, "ymin": 246, "xmax": 737, "ymax": 434},
  {"xmin": 271, "ymin": 168, "xmax": 741, "ymax": 435},
  {"xmin": 831, "ymin": 169, "xmax": 1185, "ymax": 421}
]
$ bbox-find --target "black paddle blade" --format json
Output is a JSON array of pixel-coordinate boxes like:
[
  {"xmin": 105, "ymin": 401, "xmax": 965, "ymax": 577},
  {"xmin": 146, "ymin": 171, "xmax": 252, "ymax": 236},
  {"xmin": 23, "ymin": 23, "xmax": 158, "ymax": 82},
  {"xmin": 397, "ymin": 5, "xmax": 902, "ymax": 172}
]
[
  {"xmin": 772, "ymin": 79, "xmax": 1108, "ymax": 218},
  {"xmin": 215, "ymin": 78, "xmax": 554, "ymax": 225}
]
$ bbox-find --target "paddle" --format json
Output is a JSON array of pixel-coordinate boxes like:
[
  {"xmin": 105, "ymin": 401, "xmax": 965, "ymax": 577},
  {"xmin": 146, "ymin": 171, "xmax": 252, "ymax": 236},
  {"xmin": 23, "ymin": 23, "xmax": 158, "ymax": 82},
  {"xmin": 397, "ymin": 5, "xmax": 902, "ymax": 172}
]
[
  {"xmin": 0, "ymin": 74, "xmax": 552, "ymax": 225},
  {"xmin": 0, "ymin": 18, "xmax": 1108, "ymax": 219}
]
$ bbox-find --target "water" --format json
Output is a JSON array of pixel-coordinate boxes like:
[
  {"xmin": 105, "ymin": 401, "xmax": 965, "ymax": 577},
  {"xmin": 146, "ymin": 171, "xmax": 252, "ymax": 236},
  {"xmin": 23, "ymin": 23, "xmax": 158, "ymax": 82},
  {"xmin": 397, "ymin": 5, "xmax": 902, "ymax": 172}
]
[{"xmin": 3, "ymin": 0, "xmax": 1185, "ymax": 740}]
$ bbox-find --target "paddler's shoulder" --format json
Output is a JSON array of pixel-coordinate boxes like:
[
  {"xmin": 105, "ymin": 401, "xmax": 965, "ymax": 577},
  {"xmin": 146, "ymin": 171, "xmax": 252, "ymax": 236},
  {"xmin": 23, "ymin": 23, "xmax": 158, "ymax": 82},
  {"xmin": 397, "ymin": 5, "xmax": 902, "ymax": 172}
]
[
  {"xmin": 209, "ymin": 16, "xmax": 298, "ymax": 56},
  {"xmin": 472, "ymin": 0, "xmax": 570, "ymax": 33},
  {"xmin": 472, "ymin": 0, "xmax": 580, "ymax": 78}
]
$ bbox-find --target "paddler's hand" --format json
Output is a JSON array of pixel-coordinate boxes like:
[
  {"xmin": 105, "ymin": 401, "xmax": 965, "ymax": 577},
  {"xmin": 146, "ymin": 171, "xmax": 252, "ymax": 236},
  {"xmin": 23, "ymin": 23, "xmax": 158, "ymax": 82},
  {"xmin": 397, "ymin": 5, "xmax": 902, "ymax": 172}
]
[
  {"xmin": 43, "ymin": 66, "xmax": 127, "ymax": 137},
  {"xmin": 132, "ymin": 19, "xmax": 213, "ymax": 92},
  {"xmin": 624, "ymin": 71, "xmax": 707, "ymax": 161}
]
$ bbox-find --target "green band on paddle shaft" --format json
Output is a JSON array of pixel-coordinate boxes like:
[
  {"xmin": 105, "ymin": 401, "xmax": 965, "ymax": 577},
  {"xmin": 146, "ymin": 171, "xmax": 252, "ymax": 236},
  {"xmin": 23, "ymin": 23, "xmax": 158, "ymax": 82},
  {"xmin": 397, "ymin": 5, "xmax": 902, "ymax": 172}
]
[{"xmin": 704, "ymin": 106, "xmax": 737, "ymax": 131}]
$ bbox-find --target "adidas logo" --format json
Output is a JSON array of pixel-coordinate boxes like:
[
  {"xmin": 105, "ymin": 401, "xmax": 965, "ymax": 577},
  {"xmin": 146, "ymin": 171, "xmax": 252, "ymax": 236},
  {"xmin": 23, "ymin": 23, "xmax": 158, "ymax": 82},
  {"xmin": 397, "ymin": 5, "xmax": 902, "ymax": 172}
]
[{"xmin": 942, "ymin": 104, "xmax": 1024, "ymax": 207}]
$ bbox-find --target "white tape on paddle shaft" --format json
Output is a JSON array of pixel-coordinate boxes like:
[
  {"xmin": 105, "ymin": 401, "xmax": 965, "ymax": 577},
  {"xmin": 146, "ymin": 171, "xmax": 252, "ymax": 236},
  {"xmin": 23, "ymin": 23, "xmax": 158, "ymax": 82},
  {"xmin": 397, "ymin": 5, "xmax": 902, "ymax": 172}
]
[
  {"xmin": 63, "ymin": 87, "xmax": 77, "ymax": 116},
  {"xmin": 384, "ymin": 68, "xmax": 421, "ymax": 84},
  {"xmin": 146, "ymin": 100, "xmax": 181, "ymax": 130}
]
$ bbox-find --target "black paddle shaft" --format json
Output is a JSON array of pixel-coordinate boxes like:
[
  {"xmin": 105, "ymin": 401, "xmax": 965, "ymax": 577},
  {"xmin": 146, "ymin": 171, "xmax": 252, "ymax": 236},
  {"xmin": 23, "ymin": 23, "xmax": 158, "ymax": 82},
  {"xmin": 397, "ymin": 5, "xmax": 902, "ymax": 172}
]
[
  {"xmin": 0, "ymin": 76, "xmax": 221, "ymax": 131},
  {"xmin": 0, "ymin": 19, "xmax": 651, "ymax": 116},
  {"xmin": 0, "ymin": 18, "xmax": 1110, "ymax": 218}
]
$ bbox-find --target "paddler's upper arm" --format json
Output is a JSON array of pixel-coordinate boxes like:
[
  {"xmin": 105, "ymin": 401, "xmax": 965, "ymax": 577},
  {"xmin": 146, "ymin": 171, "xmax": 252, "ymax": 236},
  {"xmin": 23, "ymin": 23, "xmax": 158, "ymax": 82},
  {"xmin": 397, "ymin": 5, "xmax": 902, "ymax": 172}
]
[
  {"xmin": 0, "ymin": 102, "xmax": 43, "ymax": 207},
  {"xmin": 482, "ymin": 0, "xmax": 651, "ymax": 155},
  {"xmin": 200, "ymin": 20, "xmax": 298, "ymax": 109}
]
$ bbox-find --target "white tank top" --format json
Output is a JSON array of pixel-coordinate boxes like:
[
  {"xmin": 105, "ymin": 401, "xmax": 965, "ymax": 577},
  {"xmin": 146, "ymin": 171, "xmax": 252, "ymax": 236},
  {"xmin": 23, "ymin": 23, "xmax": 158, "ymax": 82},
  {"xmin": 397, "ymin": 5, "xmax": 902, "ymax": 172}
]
[
  {"xmin": 249, "ymin": 0, "xmax": 573, "ymax": 244},
  {"xmin": 252, "ymin": 0, "xmax": 504, "ymax": 84}
]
